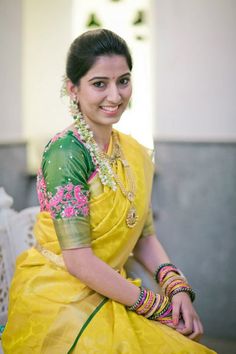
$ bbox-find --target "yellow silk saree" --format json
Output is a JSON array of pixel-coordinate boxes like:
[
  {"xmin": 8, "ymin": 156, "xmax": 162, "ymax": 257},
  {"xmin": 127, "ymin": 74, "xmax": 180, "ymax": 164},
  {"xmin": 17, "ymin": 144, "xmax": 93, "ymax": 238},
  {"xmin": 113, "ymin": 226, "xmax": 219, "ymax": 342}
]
[{"xmin": 2, "ymin": 131, "xmax": 216, "ymax": 353}]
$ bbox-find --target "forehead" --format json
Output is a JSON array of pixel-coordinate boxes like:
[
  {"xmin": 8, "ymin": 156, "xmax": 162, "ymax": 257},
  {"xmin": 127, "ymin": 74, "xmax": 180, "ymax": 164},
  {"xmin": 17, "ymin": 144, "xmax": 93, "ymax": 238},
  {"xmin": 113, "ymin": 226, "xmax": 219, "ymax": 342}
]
[{"xmin": 85, "ymin": 55, "xmax": 130, "ymax": 79}]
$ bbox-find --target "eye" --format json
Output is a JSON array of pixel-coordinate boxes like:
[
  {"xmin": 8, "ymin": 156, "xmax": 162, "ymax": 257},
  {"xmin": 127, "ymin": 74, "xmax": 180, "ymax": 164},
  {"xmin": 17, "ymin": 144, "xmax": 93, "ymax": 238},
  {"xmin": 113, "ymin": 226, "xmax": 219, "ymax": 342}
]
[
  {"xmin": 93, "ymin": 81, "xmax": 105, "ymax": 88},
  {"xmin": 119, "ymin": 77, "xmax": 130, "ymax": 86}
]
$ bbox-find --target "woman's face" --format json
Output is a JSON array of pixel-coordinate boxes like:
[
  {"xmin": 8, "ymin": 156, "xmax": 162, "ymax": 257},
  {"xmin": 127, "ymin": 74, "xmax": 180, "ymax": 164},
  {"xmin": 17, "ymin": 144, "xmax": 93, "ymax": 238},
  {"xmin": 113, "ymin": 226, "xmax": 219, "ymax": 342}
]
[{"xmin": 71, "ymin": 55, "xmax": 132, "ymax": 130}]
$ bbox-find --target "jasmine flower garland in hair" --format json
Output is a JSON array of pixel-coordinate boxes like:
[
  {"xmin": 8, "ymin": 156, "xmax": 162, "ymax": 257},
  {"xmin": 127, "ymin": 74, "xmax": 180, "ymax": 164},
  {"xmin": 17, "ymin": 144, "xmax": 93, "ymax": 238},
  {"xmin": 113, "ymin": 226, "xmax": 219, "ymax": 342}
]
[{"xmin": 60, "ymin": 75, "xmax": 68, "ymax": 98}]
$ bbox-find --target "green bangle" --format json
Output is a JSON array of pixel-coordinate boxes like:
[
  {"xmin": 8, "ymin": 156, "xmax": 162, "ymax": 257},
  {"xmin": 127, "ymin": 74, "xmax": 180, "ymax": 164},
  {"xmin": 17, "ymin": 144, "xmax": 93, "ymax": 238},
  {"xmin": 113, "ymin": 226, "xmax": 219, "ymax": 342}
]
[
  {"xmin": 153, "ymin": 263, "xmax": 178, "ymax": 283},
  {"xmin": 170, "ymin": 287, "xmax": 196, "ymax": 302},
  {"xmin": 127, "ymin": 287, "xmax": 145, "ymax": 311}
]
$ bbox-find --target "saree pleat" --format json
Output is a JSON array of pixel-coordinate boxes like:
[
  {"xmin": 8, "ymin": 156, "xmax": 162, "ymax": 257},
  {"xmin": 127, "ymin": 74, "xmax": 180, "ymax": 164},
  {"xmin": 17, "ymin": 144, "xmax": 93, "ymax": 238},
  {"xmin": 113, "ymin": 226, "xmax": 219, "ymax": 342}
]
[{"xmin": 2, "ymin": 131, "xmax": 216, "ymax": 353}]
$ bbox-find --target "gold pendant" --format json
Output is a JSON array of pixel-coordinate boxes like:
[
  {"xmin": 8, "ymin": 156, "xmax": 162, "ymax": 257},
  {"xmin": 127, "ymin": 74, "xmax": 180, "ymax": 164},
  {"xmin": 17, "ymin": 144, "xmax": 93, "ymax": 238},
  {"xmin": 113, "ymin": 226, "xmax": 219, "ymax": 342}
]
[
  {"xmin": 126, "ymin": 205, "xmax": 138, "ymax": 228},
  {"xmin": 127, "ymin": 191, "xmax": 134, "ymax": 202}
]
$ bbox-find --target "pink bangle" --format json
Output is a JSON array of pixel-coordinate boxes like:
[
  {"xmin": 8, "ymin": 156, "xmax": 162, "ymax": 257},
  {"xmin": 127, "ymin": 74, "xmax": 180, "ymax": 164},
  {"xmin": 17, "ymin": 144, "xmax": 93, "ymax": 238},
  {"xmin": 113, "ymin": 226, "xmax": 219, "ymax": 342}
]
[{"xmin": 159, "ymin": 304, "xmax": 173, "ymax": 318}]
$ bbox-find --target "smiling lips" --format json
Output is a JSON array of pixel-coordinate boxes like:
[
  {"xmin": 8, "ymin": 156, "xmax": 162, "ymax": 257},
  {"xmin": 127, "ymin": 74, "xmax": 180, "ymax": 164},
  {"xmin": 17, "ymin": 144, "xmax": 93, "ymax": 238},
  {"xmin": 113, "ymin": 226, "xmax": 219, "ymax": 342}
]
[{"xmin": 100, "ymin": 105, "xmax": 120, "ymax": 114}]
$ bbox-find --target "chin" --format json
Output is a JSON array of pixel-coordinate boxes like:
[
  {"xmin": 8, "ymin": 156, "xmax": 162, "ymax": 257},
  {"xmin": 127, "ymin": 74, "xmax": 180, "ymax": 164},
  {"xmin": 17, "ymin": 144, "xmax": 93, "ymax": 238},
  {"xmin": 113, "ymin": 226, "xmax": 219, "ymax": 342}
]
[
  {"xmin": 108, "ymin": 117, "xmax": 121, "ymax": 125},
  {"xmin": 101, "ymin": 115, "xmax": 121, "ymax": 125}
]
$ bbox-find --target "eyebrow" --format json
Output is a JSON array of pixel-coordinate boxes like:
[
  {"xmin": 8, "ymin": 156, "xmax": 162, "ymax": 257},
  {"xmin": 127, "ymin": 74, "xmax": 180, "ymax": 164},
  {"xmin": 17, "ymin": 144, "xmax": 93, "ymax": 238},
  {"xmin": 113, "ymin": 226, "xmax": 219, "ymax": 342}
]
[{"xmin": 88, "ymin": 72, "xmax": 131, "ymax": 82}]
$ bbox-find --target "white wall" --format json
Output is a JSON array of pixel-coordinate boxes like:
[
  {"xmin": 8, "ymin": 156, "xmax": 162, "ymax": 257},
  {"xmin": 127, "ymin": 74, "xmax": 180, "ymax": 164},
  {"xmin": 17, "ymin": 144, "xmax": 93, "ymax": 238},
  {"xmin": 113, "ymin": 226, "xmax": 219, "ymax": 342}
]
[
  {"xmin": 22, "ymin": 0, "xmax": 73, "ymax": 140},
  {"xmin": 22, "ymin": 0, "xmax": 72, "ymax": 171},
  {"xmin": 153, "ymin": 0, "xmax": 236, "ymax": 141},
  {"xmin": 0, "ymin": 0, "xmax": 22, "ymax": 142}
]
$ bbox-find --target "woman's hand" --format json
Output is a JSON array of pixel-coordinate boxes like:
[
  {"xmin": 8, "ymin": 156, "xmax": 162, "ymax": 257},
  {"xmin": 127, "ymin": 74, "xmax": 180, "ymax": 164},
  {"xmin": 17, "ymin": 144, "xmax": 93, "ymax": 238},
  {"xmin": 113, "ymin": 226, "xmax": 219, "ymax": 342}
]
[{"xmin": 171, "ymin": 292, "xmax": 203, "ymax": 341}]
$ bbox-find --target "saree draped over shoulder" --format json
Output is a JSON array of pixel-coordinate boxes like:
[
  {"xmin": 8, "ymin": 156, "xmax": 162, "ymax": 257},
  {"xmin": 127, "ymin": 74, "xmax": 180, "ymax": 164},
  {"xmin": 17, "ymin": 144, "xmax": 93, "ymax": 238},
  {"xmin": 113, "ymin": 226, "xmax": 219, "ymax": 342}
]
[{"xmin": 2, "ymin": 128, "xmax": 216, "ymax": 354}]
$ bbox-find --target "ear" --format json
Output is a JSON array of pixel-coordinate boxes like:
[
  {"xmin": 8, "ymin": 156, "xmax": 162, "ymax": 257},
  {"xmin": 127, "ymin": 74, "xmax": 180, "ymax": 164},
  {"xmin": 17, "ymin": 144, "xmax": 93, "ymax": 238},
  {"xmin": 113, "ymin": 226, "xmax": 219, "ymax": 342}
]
[{"xmin": 66, "ymin": 79, "xmax": 79, "ymax": 100}]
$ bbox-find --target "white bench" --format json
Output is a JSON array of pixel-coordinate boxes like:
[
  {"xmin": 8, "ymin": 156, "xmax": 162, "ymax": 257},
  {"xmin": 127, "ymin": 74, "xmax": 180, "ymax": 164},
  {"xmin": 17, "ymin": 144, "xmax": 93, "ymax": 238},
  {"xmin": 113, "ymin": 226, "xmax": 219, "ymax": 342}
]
[{"xmin": 0, "ymin": 188, "xmax": 39, "ymax": 352}]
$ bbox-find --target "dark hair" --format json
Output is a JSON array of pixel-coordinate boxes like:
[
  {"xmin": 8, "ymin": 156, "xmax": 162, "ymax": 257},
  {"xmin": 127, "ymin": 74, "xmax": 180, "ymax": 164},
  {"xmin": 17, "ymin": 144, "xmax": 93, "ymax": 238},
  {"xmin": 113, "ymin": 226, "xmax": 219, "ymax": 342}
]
[{"xmin": 66, "ymin": 29, "xmax": 133, "ymax": 85}]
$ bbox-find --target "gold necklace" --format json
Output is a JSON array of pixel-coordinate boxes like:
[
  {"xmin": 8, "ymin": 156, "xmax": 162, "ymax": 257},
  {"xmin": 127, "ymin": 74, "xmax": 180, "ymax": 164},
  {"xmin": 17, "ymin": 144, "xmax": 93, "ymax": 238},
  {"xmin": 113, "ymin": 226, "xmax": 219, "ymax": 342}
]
[
  {"xmin": 105, "ymin": 132, "xmax": 138, "ymax": 228},
  {"xmin": 75, "ymin": 113, "xmax": 138, "ymax": 228}
]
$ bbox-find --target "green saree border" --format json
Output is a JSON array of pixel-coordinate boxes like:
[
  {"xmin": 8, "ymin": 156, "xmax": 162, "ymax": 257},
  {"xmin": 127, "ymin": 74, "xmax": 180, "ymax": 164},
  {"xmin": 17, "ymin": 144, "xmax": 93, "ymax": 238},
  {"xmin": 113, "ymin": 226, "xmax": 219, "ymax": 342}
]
[{"xmin": 67, "ymin": 297, "xmax": 108, "ymax": 354}]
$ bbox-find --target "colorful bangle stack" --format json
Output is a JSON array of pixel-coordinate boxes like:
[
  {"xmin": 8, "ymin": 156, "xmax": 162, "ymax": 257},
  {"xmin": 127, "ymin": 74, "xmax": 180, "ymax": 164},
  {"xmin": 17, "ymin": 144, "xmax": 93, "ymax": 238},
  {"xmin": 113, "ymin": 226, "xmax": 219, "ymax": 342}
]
[
  {"xmin": 127, "ymin": 287, "xmax": 173, "ymax": 325},
  {"xmin": 127, "ymin": 287, "xmax": 146, "ymax": 311},
  {"xmin": 154, "ymin": 263, "xmax": 195, "ymax": 302}
]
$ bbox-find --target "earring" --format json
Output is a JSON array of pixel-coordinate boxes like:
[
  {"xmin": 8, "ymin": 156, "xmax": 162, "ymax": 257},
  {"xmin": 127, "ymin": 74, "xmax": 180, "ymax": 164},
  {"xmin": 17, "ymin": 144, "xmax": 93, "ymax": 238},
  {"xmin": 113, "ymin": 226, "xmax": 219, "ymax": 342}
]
[{"xmin": 69, "ymin": 96, "xmax": 80, "ymax": 119}]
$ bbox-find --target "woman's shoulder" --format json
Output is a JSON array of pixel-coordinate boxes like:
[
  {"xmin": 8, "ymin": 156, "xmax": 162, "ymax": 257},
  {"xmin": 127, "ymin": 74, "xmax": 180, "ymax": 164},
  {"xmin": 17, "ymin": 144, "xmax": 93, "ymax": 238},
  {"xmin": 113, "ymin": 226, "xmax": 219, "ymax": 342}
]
[
  {"xmin": 43, "ymin": 124, "xmax": 88, "ymax": 157},
  {"xmin": 41, "ymin": 125, "xmax": 94, "ymax": 174}
]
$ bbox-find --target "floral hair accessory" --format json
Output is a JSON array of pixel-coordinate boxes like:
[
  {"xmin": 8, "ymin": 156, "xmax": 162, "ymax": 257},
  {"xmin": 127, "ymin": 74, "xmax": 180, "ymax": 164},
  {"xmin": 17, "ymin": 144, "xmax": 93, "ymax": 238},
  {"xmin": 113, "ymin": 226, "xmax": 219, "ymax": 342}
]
[{"xmin": 60, "ymin": 74, "xmax": 69, "ymax": 98}]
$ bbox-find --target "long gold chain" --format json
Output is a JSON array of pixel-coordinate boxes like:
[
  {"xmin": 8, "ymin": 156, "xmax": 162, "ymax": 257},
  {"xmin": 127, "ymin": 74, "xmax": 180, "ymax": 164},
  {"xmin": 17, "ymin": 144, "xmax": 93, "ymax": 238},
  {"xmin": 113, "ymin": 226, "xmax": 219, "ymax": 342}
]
[
  {"xmin": 86, "ymin": 129, "xmax": 138, "ymax": 228},
  {"xmin": 104, "ymin": 131, "xmax": 138, "ymax": 228}
]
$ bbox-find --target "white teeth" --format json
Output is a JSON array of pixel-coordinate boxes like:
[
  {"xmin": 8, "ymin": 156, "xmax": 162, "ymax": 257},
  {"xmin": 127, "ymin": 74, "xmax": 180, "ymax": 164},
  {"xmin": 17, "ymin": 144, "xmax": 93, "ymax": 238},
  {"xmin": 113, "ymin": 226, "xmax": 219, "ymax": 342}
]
[{"xmin": 101, "ymin": 106, "xmax": 118, "ymax": 112}]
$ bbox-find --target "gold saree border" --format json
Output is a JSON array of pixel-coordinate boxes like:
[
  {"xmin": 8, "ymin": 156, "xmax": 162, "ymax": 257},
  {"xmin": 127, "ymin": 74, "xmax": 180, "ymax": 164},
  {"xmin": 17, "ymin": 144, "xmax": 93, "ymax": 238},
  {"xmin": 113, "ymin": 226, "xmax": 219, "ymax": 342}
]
[
  {"xmin": 53, "ymin": 215, "xmax": 91, "ymax": 249},
  {"xmin": 67, "ymin": 297, "xmax": 108, "ymax": 354},
  {"xmin": 34, "ymin": 242, "xmax": 66, "ymax": 268}
]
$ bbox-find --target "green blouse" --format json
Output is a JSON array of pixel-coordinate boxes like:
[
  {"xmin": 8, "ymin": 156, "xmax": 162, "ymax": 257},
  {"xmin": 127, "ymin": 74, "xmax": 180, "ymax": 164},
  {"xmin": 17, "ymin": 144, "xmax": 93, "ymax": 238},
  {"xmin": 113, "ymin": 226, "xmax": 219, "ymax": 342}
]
[{"xmin": 37, "ymin": 127, "xmax": 155, "ymax": 250}]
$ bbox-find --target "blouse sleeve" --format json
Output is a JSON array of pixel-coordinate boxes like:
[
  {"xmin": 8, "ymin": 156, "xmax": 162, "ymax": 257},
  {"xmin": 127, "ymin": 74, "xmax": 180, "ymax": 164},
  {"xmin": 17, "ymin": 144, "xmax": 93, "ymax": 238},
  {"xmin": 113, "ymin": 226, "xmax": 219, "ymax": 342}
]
[
  {"xmin": 41, "ymin": 131, "xmax": 95, "ymax": 249},
  {"xmin": 140, "ymin": 207, "xmax": 156, "ymax": 238}
]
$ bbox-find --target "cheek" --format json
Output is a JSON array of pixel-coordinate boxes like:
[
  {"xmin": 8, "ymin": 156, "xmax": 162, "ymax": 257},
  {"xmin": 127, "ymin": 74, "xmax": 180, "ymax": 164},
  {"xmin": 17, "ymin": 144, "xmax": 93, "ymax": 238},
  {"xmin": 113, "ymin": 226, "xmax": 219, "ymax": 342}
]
[
  {"xmin": 125, "ymin": 87, "xmax": 132, "ymax": 101},
  {"xmin": 78, "ymin": 87, "xmax": 99, "ymax": 102},
  {"xmin": 87, "ymin": 92, "xmax": 105, "ymax": 105},
  {"xmin": 127, "ymin": 84, "xmax": 132, "ymax": 95}
]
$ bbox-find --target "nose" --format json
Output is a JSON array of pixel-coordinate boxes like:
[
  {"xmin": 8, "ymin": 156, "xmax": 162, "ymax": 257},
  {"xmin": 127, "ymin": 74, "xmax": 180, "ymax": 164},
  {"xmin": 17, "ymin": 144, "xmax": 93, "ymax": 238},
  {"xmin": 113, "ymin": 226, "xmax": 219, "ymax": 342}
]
[{"xmin": 107, "ymin": 84, "xmax": 121, "ymax": 104}]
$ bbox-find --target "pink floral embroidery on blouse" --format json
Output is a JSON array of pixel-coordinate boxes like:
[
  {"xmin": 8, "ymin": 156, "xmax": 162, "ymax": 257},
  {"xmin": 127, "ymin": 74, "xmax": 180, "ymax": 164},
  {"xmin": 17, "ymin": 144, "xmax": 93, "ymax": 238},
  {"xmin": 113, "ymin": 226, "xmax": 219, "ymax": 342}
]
[
  {"xmin": 37, "ymin": 169, "xmax": 89, "ymax": 219},
  {"xmin": 71, "ymin": 127, "xmax": 82, "ymax": 143},
  {"xmin": 48, "ymin": 183, "xmax": 89, "ymax": 219},
  {"xmin": 37, "ymin": 168, "xmax": 50, "ymax": 212},
  {"xmin": 43, "ymin": 128, "xmax": 69, "ymax": 154},
  {"xmin": 51, "ymin": 128, "xmax": 69, "ymax": 143}
]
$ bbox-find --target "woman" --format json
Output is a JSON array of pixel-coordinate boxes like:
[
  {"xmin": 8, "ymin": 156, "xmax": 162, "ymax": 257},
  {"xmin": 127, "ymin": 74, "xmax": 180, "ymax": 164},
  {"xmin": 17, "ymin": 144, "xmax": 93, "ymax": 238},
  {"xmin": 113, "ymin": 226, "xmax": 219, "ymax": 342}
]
[{"xmin": 2, "ymin": 29, "xmax": 216, "ymax": 353}]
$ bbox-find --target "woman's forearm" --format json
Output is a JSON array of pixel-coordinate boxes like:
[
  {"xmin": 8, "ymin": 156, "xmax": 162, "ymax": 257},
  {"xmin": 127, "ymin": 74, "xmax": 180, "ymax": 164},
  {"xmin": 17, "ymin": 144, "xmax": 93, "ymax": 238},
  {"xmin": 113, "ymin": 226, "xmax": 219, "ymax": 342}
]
[
  {"xmin": 133, "ymin": 234, "xmax": 171, "ymax": 274},
  {"xmin": 62, "ymin": 248, "xmax": 140, "ymax": 306}
]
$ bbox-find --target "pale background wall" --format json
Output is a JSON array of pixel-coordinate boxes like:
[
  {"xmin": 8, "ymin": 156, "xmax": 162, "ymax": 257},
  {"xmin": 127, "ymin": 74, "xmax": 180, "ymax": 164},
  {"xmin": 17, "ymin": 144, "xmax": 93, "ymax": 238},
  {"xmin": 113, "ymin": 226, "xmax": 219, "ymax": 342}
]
[
  {"xmin": 154, "ymin": 0, "xmax": 236, "ymax": 141},
  {"xmin": 22, "ymin": 0, "xmax": 73, "ymax": 172},
  {"xmin": 22, "ymin": 0, "xmax": 72, "ymax": 136},
  {"xmin": 0, "ymin": 0, "xmax": 22, "ymax": 142}
]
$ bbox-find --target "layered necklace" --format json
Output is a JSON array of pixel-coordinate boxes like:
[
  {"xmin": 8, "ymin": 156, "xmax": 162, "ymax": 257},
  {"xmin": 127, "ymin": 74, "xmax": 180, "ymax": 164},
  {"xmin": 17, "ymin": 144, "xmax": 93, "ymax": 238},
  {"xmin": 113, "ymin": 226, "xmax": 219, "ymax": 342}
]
[
  {"xmin": 73, "ymin": 110, "xmax": 138, "ymax": 228},
  {"xmin": 103, "ymin": 131, "xmax": 138, "ymax": 228}
]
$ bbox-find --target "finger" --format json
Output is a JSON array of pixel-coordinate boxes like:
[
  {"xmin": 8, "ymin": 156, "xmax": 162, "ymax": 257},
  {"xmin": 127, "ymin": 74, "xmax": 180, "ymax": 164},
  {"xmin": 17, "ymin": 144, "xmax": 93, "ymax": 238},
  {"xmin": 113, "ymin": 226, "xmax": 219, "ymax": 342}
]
[
  {"xmin": 176, "ymin": 325, "xmax": 193, "ymax": 336},
  {"xmin": 172, "ymin": 301, "xmax": 181, "ymax": 327},
  {"xmin": 165, "ymin": 322, "xmax": 175, "ymax": 329},
  {"xmin": 198, "ymin": 318, "xmax": 204, "ymax": 335},
  {"xmin": 188, "ymin": 319, "xmax": 201, "ymax": 342},
  {"xmin": 188, "ymin": 318, "xmax": 203, "ymax": 341},
  {"xmin": 177, "ymin": 310, "xmax": 193, "ymax": 335}
]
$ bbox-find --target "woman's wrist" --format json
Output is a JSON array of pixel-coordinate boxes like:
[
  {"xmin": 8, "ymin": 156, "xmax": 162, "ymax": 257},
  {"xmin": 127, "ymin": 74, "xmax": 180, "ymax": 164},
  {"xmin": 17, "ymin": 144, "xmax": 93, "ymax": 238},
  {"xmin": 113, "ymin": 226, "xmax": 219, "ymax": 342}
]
[
  {"xmin": 153, "ymin": 263, "xmax": 196, "ymax": 302},
  {"xmin": 127, "ymin": 287, "xmax": 173, "ymax": 325}
]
